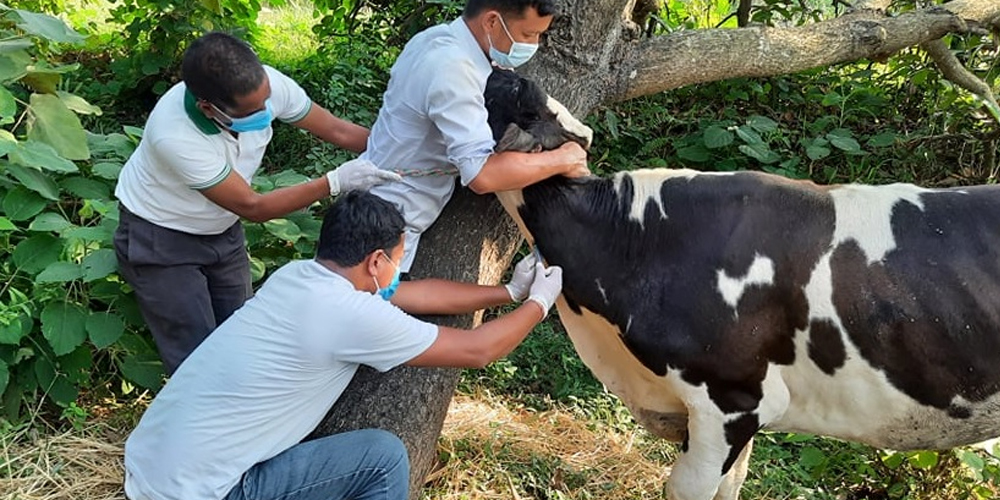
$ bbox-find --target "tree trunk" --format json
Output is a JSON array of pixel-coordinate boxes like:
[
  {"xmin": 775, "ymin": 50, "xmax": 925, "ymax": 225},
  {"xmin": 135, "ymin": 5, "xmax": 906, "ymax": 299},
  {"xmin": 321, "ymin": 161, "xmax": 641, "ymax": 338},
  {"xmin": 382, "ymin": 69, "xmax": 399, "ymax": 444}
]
[
  {"xmin": 309, "ymin": 185, "xmax": 521, "ymax": 498},
  {"xmin": 311, "ymin": 1, "xmax": 1000, "ymax": 497}
]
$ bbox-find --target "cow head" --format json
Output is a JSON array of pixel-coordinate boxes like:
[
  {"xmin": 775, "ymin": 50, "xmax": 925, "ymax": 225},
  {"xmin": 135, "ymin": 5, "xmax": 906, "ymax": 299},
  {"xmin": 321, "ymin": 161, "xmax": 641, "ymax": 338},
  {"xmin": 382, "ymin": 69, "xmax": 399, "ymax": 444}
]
[{"xmin": 484, "ymin": 68, "xmax": 593, "ymax": 153}]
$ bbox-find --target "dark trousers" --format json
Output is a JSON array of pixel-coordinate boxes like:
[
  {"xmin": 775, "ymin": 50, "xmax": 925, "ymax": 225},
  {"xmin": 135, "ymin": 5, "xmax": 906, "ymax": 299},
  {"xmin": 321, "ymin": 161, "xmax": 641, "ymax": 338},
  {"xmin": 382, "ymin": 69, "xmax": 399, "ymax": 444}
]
[{"xmin": 114, "ymin": 207, "xmax": 252, "ymax": 375}]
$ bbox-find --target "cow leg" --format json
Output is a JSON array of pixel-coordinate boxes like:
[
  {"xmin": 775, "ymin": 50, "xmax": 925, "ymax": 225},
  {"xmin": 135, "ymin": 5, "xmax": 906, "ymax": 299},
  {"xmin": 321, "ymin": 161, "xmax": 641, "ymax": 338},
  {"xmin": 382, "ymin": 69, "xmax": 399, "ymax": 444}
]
[
  {"xmin": 665, "ymin": 409, "xmax": 757, "ymax": 500},
  {"xmin": 713, "ymin": 436, "xmax": 753, "ymax": 500}
]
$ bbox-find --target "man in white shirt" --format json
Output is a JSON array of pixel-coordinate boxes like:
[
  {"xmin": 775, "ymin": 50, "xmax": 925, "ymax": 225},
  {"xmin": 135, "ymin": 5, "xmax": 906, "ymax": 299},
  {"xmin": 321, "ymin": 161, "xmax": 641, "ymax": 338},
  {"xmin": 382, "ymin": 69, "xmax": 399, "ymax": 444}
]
[
  {"xmin": 123, "ymin": 190, "xmax": 563, "ymax": 500},
  {"xmin": 114, "ymin": 32, "xmax": 401, "ymax": 375},
  {"xmin": 363, "ymin": 0, "xmax": 590, "ymax": 272}
]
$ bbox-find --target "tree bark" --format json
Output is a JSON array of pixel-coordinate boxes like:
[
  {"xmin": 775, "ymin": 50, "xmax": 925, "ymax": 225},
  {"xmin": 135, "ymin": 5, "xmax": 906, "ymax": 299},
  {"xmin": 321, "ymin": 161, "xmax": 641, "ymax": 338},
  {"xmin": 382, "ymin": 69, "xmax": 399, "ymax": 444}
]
[{"xmin": 311, "ymin": 1, "xmax": 1000, "ymax": 498}]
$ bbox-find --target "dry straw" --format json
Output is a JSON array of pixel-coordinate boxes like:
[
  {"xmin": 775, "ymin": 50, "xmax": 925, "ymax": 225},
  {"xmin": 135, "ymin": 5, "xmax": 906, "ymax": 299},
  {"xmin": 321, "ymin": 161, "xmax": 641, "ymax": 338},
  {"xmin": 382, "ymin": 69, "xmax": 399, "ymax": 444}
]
[{"xmin": 2, "ymin": 394, "xmax": 672, "ymax": 500}]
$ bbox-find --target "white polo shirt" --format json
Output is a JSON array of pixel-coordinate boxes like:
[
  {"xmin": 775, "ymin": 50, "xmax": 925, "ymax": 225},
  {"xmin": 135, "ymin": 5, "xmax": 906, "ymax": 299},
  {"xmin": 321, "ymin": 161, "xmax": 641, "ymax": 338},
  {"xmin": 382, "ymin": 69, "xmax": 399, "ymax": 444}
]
[
  {"xmin": 115, "ymin": 66, "xmax": 312, "ymax": 235},
  {"xmin": 364, "ymin": 17, "xmax": 496, "ymax": 271},
  {"xmin": 123, "ymin": 259, "xmax": 438, "ymax": 500}
]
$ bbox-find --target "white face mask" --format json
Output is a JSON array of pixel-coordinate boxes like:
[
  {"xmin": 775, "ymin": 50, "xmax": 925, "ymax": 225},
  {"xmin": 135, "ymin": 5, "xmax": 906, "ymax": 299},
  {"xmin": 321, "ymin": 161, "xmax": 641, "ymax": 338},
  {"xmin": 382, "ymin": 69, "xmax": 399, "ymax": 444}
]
[{"xmin": 488, "ymin": 14, "xmax": 538, "ymax": 69}]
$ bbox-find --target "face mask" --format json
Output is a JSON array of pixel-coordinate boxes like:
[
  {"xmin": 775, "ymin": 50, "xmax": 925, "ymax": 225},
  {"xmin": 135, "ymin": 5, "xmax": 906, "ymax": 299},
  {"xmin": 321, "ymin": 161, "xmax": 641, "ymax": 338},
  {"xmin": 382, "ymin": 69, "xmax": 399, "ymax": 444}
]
[
  {"xmin": 373, "ymin": 252, "xmax": 402, "ymax": 301},
  {"xmin": 211, "ymin": 98, "xmax": 274, "ymax": 133},
  {"xmin": 488, "ymin": 15, "xmax": 538, "ymax": 69}
]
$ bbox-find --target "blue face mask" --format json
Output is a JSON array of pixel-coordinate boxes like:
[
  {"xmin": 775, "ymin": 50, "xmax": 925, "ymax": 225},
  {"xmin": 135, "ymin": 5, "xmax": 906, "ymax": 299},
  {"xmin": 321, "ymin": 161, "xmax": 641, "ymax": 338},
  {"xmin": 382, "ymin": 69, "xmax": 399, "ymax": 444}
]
[
  {"xmin": 488, "ymin": 15, "xmax": 538, "ymax": 69},
  {"xmin": 211, "ymin": 98, "xmax": 274, "ymax": 133},
  {"xmin": 373, "ymin": 252, "xmax": 402, "ymax": 301}
]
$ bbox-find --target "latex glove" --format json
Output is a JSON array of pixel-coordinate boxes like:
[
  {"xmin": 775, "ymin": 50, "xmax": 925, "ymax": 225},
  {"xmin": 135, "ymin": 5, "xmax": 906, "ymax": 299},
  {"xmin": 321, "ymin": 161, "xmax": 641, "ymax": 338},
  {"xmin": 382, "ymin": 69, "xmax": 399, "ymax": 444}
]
[
  {"xmin": 326, "ymin": 159, "xmax": 402, "ymax": 196},
  {"xmin": 504, "ymin": 252, "xmax": 538, "ymax": 301},
  {"xmin": 526, "ymin": 261, "xmax": 563, "ymax": 318}
]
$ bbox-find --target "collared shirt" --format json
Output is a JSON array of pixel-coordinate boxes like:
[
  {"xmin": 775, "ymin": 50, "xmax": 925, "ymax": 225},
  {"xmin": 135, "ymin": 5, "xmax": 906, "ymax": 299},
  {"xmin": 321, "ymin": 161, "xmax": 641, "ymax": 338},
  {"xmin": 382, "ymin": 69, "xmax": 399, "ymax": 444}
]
[
  {"xmin": 364, "ymin": 17, "xmax": 496, "ymax": 271},
  {"xmin": 114, "ymin": 66, "xmax": 312, "ymax": 235},
  {"xmin": 123, "ymin": 260, "xmax": 438, "ymax": 500}
]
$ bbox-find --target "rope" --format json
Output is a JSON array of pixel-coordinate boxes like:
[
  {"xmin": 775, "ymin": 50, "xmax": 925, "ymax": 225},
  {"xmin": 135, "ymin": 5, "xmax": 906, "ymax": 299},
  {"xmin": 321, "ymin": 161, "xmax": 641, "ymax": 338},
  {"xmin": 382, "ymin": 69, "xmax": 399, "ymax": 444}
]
[{"xmin": 390, "ymin": 167, "xmax": 460, "ymax": 178}]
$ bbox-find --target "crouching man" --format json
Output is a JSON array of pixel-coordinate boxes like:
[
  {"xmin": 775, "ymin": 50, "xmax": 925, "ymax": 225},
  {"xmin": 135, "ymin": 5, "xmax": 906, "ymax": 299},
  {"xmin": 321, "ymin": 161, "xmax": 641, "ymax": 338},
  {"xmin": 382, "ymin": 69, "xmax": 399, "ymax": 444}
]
[{"xmin": 123, "ymin": 190, "xmax": 561, "ymax": 500}]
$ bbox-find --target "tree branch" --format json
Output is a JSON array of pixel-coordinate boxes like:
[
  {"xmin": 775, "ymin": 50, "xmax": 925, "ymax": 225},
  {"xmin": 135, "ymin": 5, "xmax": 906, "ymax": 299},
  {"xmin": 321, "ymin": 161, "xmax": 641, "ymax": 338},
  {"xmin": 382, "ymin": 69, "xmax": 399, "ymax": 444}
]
[
  {"xmin": 614, "ymin": 0, "xmax": 999, "ymax": 102},
  {"xmin": 921, "ymin": 38, "xmax": 1000, "ymax": 124}
]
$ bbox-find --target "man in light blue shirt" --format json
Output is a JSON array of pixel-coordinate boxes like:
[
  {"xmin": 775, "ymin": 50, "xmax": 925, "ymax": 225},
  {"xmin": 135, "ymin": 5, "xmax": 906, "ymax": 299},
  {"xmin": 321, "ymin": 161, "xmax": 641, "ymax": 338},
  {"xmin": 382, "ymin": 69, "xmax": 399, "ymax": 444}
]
[{"xmin": 363, "ymin": 0, "xmax": 591, "ymax": 272}]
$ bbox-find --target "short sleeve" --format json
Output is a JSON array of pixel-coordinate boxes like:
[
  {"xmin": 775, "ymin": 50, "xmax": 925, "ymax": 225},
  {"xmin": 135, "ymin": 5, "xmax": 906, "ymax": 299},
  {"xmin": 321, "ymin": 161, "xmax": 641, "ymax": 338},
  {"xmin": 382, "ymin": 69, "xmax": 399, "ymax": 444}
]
[
  {"xmin": 306, "ymin": 292, "xmax": 438, "ymax": 372},
  {"xmin": 148, "ymin": 134, "xmax": 230, "ymax": 190},
  {"xmin": 265, "ymin": 66, "xmax": 312, "ymax": 123},
  {"xmin": 425, "ymin": 56, "xmax": 495, "ymax": 185}
]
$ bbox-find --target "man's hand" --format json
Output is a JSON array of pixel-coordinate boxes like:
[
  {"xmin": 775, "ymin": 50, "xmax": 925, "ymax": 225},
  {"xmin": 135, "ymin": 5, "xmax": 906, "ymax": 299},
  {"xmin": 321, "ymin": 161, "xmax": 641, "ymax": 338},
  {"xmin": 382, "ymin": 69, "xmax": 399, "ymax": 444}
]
[
  {"xmin": 326, "ymin": 159, "xmax": 402, "ymax": 196},
  {"xmin": 526, "ymin": 261, "xmax": 563, "ymax": 318},
  {"xmin": 556, "ymin": 142, "xmax": 590, "ymax": 178},
  {"xmin": 504, "ymin": 252, "xmax": 538, "ymax": 301}
]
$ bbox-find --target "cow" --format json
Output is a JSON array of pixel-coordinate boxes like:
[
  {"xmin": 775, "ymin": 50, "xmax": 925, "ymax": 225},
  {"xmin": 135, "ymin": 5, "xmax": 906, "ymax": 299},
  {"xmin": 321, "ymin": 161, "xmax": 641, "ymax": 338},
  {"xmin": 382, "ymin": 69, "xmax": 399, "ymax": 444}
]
[{"xmin": 484, "ymin": 68, "xmax": 1000, "ymax": 500}]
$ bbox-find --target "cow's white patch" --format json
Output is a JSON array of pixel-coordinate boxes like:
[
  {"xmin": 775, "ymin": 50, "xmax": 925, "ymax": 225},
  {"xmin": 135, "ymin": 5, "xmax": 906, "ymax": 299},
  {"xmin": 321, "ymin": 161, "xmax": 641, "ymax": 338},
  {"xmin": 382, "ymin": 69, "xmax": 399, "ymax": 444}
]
[
  {"xmin": 829, "ymin": 183, "xmax": 927, "ymax": 264},
  {"xmin": 495, "ymin": 189, "xmax": 534, "ymax": 246},
  {"xmin": 545, "ymin": 96, "xmax": 593, "ymax": 148},
  {"xmin": 595, "ymin": 278, "xmax": 608, "ymax": 304},
  {"xmin": 615, "ymin": 169, "xmax": 737, "ymax": 225},
  {"xmin": 716, "ymin": 254, "xmax": 775, "ymax": 312}
]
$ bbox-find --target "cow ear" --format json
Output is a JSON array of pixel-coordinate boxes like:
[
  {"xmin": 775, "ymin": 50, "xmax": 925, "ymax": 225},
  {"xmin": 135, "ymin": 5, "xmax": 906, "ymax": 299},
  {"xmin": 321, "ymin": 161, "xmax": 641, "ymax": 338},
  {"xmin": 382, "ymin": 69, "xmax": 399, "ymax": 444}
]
[{"xmin": 497, "ymin": 123, "xmax": 540, "ymax": 153}]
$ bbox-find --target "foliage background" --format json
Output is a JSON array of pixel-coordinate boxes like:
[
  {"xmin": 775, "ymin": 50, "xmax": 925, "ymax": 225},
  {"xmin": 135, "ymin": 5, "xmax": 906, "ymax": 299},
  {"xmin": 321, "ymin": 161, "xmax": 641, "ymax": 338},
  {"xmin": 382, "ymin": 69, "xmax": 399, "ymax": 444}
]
[{"xmin": 1, "ymin": 0, "xmax": 999, "ymax": 498}]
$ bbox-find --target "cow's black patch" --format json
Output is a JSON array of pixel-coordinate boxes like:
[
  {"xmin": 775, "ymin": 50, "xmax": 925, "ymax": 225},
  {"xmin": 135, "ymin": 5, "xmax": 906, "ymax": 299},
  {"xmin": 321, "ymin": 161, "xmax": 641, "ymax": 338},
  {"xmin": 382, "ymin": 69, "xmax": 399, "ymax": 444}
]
[
  {"xmin": 518, "ymin": 172, "xmax": 836, "ymax": 414},
  {"xmin": 808, "ymin": 318, "xmax": 847, "ymax": 375},
  {"xmin": 722, "ymin": 413, "xmax": 759, "ymax": 474},
  {"xmin": 831, "ymin": 186, "xmax": 1000, "ymax": 410}
]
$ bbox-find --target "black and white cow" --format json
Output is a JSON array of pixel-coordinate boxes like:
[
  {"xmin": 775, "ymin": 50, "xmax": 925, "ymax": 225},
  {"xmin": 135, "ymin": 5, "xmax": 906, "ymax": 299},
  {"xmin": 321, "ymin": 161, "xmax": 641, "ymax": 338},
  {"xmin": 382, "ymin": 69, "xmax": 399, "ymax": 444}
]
[{"xmin": 485, "ymin": 68, "xmax": 1000, "ymax": 500}]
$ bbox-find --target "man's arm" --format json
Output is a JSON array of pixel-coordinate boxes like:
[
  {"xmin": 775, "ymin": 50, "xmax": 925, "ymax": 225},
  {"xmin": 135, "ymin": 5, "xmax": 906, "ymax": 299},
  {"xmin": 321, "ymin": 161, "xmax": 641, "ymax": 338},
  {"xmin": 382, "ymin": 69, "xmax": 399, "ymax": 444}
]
[
  {"xmin": 201, "ymin": 170, "xmax": 330, "ymax": 223},
  {"xmin": 466, "ymin": 141, "xmax": 590, "ymax": 194},
  {"xmin": 405, "ymin": 262, "xmax": 562, "ymax": 369},
  {"xmin": 391, "ymin": 279, "xmax": 513, "ymax": 316},
  {"xmin": 290, "ymin": 102, "xmax": 370, "ymax": 153}
]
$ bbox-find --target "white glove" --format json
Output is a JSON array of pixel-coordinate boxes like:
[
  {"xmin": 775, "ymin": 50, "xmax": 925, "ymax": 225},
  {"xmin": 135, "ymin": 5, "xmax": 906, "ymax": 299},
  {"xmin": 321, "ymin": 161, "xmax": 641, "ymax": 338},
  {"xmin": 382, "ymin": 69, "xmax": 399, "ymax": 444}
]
[
  {"xmin": 326, "ymin": 159, "xmax": 402, "ymax": 196},
  {"xmin": 526, "ymin": 262, "xmax": 563, "ymax": 318},
  {"xmin": 504, "ymin": 252, "xmax": 538, "ymax": 301}
]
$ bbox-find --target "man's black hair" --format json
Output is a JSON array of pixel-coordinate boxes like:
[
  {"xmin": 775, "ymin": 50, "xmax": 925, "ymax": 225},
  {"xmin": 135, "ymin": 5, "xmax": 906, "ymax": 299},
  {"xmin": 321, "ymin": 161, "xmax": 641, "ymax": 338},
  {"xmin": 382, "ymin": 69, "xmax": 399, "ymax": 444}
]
[
  {"xmin": 181, "ymin": 32, "xmax": 266, "ymax": 111},
  {"xmin": 316, "ymin": 191, "xmax": 406, "ymax": 266},
  {"xmin": 463, "ymin": 0, "xmax": 557, "ymax": 19}
]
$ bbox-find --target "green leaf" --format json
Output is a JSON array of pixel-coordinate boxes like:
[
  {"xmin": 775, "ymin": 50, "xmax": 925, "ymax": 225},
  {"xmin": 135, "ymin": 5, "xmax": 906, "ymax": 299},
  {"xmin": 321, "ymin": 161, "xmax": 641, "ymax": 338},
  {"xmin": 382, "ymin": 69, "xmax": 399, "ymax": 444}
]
[
  {"xmin": 676, "ymin": 145, "xmax": 710, "ymax": 162},
  {"xmin": 36, "ymin": 261, "xmax": 85, "ymax": 283},
  {"xmin": 12, "ymin": 234, "xmax": 61, "ymax": 273},
  {"xmin": 60, "ymin": 176, "xmax": 110, "ymax": 200},
  {"xmin": 9, "ymin": 140, "xmax": 78, "ymax": 173},
  {"xmin": 0, "ymin": 216, "xmax": 16, "ymax": 231},
  {"xmin": 120, "ymin": 354, "xmax": 164, "ymax": 390},
  {"xmin": 28, "ymin": 94, "xmax": 89, "ymax": 161},
  {"xmin": 14, "ymin": 9, "xmax": 86, "ymax": 44},
  {"xmin": 92, "ymin": 162, "xmax": 123, "ymax": 180},
  {"xmin": 5, "ymin": 163, "xmax": 60, "ymax": 200},
  {"xmin": 798, "ymin": 446, "xmax": 827, "ymax": 469},
  {"xmin": 747, "ymin": 115, "xmax": 778, "ymax": 133},
  {"xmin": 0, "ymin": 85, "xmax": 16, "ymax": 125},
  {"xmin": 33, "ymin": 356, "xmax": 77, "ymax": 405},
  {"xmin": 0, "ymin": 38, "xmax": 33, "ymax": 54},
  {"xmin": 735, "ymin": 125, "xmax": 764, "ymax": 145},
  {"xmin": 0, "ymin": 360, "xmax": 8, "ymax": 398},
  {"xmin": 826, "ymin": 133, "xmax": 862, "ymax": 153},
  {"xmin": 28, "ymin": 212, "xmax": 71, "ymax": 232},
  {"xmin": 0, "ymin": 50, "xmax": 31, "ymax": 82},
  {"xmin": 702, "ymin": 126, "xmax": 733, "ymax": 149},
  {"xmin": 908, "ymin": 450, "xmax": 939, "ymax": 469},
  {"xmin": 959, "ymin": 449, "xmax": 985, "ymax": 471},
  {"xmin": 806, "ymin": 144, "xmax": 831, "ymax": 160},
  {"xmin": 867, "ymin": 132, "xmax": 898, "ymax": 148},
  {"xmin": 0, "ymin": 317, "xmax": 25, "ymax": 344},
  {"xmin": 56, "ymin": 91, "xmax": 101, "ymax": 116},
  {"xmin": 86, "ymin": 312, "xmax": 124, "ymax": 349},
  {"xmin": 58, "ymin": 345, "xmax": 93, "ymax": 384},
  {"xmin": 263, "ymin": 218, "xmax": 304, "ymax": 243},
  {"xmin": 2, "ymin": 186, "xmax": 47, "ymax": 221},
  {"xmin": 62, "ymin": 225, "xmax": 113, "ymax": 244},
  {"xmin": 82, "ymin": 248, "xmax": 117, "ymax": 282},
  {"xmin": 21, "ymin": 70, "xmax": 60, "ymax": 94},
  {"xmin": 821, "ymin": 92, "xmax": 842, "ymax": 106},
  {"xmin": 0, "ymin": 128, "xmax": 16, "ymax": 156},
  {"xmin": 739, "ymin": 143, "xmax": 780, "ymax": 164},
  {"xmin": 40, "ymin": 302, "xmax": 88, "ymax": 356},
  {"xmin": 271, "ymin": 170, "xmax": 310, "ymax": 188}
]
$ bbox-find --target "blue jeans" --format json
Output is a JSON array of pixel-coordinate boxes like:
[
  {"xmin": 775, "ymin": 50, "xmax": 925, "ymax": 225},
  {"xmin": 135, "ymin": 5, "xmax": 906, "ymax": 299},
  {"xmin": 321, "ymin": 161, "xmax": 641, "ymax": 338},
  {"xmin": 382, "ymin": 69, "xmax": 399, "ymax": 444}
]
[{"xmin": 223, "ymin": 429, "xmax": 409, "ymax": 500}]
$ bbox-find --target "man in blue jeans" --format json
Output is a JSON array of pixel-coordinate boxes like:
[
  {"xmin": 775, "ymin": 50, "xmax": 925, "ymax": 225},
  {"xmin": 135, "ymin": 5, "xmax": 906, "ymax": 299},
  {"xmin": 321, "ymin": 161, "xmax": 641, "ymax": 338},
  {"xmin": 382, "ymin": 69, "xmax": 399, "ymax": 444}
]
[{"xmin": 123, "ymin": 191, "xmax": 563, "ymax": 500}]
